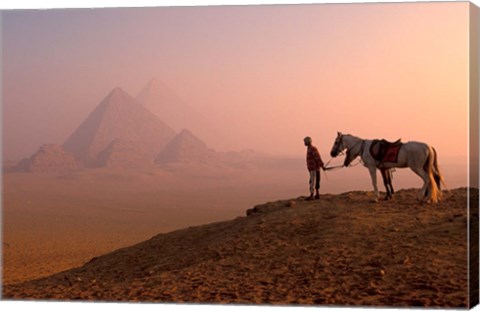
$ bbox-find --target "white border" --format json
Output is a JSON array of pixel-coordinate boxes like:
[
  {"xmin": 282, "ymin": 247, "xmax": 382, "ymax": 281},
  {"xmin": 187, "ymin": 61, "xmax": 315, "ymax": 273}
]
[{"xmin": 1, "ymin": 1, "xmax": 478, "ymax": 311}]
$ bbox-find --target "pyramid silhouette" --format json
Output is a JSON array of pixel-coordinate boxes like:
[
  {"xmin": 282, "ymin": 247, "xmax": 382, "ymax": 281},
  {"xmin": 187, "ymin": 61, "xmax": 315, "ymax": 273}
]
[
  {"xmin": 156, "ymin": 129, "xmax": 217, "ymax": 164},
  {"xmin": 96, "ymin": 139, "xmax": 155, "ymax": 169},
  {"xmin": 15, "ymin": 144, "xmax": 81, "ymax": 173},
  {"xmin": 63, "ymin": 87, "xmax": 175, "ymax": 167},
  {"xmin": 136, "ymin": 79, "xmax": 204, "ymax": 133}
]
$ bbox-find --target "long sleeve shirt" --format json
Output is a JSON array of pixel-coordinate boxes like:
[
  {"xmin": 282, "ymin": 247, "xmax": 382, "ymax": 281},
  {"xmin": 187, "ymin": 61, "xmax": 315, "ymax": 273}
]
[{"xmin": 306, "ymin": 145, "xmax": 324, "ymax": 171}]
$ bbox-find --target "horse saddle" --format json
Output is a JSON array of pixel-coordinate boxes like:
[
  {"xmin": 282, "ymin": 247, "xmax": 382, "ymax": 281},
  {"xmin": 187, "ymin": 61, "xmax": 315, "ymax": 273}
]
[{"xmin": 370, "ymin": 139, "xmax": 403, "ymax": 164}]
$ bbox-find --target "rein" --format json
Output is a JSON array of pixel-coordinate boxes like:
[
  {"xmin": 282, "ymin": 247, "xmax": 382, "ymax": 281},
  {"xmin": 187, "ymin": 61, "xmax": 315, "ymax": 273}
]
[
  {"xmin": 323, "ymin": 156, "xmax": 343, "ymax": 171},
  {"xmin": 324, "ymin": 138, "xmax": 365, "ymax": 171},
  {"xmin": 324, "ymin": 164, "xmax": 344, "ymax": 171},
  {"xmin": 324, "ymin": 158, "xmax": 362, "ymax": 170}
]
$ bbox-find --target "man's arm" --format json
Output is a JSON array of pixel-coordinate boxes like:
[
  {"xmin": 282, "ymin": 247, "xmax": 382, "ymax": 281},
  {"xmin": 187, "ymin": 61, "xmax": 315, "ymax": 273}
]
[{"xmin": 313, "ymin": 147, "xmax": 325, "ymax": 169}]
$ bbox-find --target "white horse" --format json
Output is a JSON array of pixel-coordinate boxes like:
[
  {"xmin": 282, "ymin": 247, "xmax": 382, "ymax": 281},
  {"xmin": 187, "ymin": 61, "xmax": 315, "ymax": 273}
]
[{"xmin": 329, "ymin": 132, "xmax": 446, "ymax": 203}]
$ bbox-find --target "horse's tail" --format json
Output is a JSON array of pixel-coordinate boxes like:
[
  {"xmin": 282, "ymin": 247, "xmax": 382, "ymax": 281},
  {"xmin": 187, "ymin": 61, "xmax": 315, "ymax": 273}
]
[
  {"xmin": 432, "ymin": 147, "xmax": 447, "ymax": 190},
  {"xmin": 426, "ymin": 145, "xmax": 443, "ymax": 203}
]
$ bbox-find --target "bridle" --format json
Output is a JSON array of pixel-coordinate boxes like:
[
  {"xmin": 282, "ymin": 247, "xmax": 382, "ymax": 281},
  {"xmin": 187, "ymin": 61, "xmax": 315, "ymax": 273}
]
[
  {"xmin": 324, "ymin": 135, "xmax": 346, "ymax": 171},
  {"xmin": 326, "ymin": 134, "xmax": 365, "ymax": 170},
  {"xmin": 331, "ymin": 135, "xmax": 346, "ymax": 157}
]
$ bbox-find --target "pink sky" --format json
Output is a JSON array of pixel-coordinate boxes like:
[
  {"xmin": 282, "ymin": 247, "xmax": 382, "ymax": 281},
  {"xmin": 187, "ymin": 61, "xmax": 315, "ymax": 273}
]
[{"xmin": 2, "ymin": 2, "xmax": 470, "ymax": 161}]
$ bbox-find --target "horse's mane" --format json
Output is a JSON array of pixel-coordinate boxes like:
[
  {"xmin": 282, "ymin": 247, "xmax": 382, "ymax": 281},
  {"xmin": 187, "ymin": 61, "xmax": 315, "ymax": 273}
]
[{"xmin": 342, "ymin": 133, "xmax": 363, "ymax": 141}]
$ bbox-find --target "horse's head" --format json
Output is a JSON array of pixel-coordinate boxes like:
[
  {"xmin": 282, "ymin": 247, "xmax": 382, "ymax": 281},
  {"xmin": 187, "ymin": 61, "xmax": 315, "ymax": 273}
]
[{"xmin": 330, "ymin": 132, "xmax": 345, "ymax": 157}]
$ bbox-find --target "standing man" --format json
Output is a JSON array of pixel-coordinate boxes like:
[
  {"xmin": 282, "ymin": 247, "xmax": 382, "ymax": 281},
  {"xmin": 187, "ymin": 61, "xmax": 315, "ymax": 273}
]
[{"xmin": 304, "ymin": 136, "xmax": 325, "ymax": 200}]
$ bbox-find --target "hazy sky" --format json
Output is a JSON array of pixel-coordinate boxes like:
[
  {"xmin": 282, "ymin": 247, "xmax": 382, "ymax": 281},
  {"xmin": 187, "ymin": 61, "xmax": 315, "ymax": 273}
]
[{"xmin": 2, "ymin": 2, "xmax": 470, "ymax": 160}]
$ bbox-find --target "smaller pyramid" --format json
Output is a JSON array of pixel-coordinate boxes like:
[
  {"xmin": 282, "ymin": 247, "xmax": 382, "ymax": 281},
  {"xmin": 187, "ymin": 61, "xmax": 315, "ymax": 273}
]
[
  {"xmin": 14, "ymin": 144, "xmax": 81, "ymax": 173},
  {"xmin": 96, "ymin": 139, "xmax": 155, "ymax": 169},
  {"xmin": 156, "ymin": 129, "xmax": 217, "ymax": 164}
]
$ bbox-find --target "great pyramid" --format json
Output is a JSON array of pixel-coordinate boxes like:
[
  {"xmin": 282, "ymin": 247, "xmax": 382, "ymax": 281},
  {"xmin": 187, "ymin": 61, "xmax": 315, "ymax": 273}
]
[
  {"xmin": 63, "ymin": 87, "xmax": 176, "ymax": 167},
  {"xmin": 136, "ymin": 79, "xmax": 205, "ymax": 133},
  {"xmin": 14, "ymin": 144, "xmax": 81, "ymax": 173},
  {"xmin": 156, "ymin": 129, "xmax": 217, "ymax": 164}
]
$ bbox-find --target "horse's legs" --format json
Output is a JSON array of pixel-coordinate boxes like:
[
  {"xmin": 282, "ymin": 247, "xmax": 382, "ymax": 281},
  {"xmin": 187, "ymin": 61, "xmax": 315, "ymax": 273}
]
[
  {"xmin": 380, "ymin": 169, "xmax": 391, "ymax": 200},
  {"xmin": 410, "ymin": 166, "xmax": 430, "ymax": 202},
  {"xmin": 386, "ymin": 169, "xmax": 394, "ymax": 199},
  {"xmin": 369, "ymin": 166, "xmax": 379, "ymax": 201},
  {"xmin": 388, "ymin": 169, "xmax": 395, "ymax": 196},
  {"xmin": 381, "ymin": 169, "xmax": 388, "ymax": 199}
]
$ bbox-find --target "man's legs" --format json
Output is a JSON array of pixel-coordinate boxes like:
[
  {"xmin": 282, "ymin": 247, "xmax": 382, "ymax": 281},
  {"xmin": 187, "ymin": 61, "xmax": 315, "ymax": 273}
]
[
  {"xmin": 315, "ymin": 170, "xmax": 320, "ymax": 199},
  {"xmin": 307, "ymin": 170, "xmax": 320, "ymax": 200}
]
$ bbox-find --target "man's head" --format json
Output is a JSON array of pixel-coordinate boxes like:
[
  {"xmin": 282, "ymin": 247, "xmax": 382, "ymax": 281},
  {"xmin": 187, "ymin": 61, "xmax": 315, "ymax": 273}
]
[{"xmin": 303, "ymin": 136, "xmax": 312, "ymax": 146}]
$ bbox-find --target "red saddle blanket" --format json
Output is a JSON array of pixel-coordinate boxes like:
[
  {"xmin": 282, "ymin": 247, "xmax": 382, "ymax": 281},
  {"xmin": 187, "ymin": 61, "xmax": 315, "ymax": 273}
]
[
  {"xmin": 383, "ymin": 145, "xmax": 401, "ymax": 163},
  {"xmin": 370, "ymin": 139, "xmax": 402, "ymax": 163}
]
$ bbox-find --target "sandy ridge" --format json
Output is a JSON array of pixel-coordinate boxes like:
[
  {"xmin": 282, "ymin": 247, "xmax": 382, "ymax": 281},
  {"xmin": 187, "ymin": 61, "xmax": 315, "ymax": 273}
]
[{"xmin": 3, "ymin": 188, "xmax": 476, "ymax": 307}]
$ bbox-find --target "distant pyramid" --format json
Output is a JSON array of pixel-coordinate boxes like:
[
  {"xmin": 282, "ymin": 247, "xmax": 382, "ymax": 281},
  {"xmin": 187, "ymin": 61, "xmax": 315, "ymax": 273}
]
[
  {"xmin": 136, "ymin": 79, "xmax": 204, "ymax": 133},
  {"xmin": 96, "ymin": 139, "xmax": 155, "ymax": 169},
  {"xmin": 14, "ymin": 144, "xmax": 81, "ymax": 173},
  {"xmin": 156, "ymin": 129, "xmax": 217, "ymax": 164},
  {"xmin": 63, "ymin": 87, "xmax": 176, "ymax": 167}
]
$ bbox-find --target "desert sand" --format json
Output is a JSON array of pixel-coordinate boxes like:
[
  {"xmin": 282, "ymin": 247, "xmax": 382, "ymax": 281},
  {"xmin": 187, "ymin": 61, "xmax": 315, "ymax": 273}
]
[
  {"xmin": 3, "ymin": 187, "xmax": 475, "ymax": 308},
  {"xmin": 2, "ymin": 164, "xmax": 307, "ymax": 285}
]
